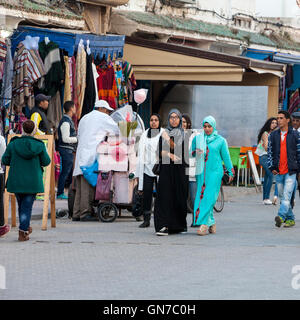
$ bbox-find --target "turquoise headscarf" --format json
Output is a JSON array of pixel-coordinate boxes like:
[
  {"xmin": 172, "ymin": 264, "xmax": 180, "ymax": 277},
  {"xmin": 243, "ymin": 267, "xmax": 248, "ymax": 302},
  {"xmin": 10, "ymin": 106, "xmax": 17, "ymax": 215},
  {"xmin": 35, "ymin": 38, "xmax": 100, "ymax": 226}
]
[
  {"xmin": 203, "ymin": 115, "xmax": 219, "ymax": 144},
  {"xmin": 191, "ymin": 116, "xmax": 220, "ymax": 175}
]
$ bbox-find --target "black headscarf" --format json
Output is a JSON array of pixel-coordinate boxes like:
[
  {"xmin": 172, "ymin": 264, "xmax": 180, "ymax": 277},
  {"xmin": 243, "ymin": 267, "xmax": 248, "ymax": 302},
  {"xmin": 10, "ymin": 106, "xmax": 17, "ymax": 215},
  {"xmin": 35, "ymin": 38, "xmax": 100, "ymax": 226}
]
[{"xmin": 147, "ymin": 113, "xmax": 162, "ymax": 138}]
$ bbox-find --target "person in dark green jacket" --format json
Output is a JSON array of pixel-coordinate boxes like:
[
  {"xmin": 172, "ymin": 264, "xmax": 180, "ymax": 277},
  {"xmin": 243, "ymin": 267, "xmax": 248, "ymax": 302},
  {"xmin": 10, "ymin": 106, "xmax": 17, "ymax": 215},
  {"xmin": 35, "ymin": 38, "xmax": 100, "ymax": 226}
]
[{"xmin": 2, "ymin": 120, "xmax": 51, "ymax": 241}]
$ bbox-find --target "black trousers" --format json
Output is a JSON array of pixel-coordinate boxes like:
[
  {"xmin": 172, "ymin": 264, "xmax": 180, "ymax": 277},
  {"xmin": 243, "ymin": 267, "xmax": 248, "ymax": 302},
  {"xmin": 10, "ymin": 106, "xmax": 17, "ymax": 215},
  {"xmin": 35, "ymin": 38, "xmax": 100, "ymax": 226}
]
[
  {"xmin": 142, "ymin": 174, "xmax": 156, "ymax": 213},
  {"xmin": 0, "ymin": 173, "xmax": 5, "ymax": 226}
]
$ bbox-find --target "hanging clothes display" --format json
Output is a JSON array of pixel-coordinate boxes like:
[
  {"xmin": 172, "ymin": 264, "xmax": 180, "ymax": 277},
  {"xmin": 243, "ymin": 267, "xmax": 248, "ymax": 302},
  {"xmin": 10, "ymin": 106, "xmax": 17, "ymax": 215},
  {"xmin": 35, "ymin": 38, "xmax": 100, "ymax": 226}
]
[
  {"xmin": 92, "ymin": 61, "xmax": 99, "ymax": 103},
  {"xmin": 0, "ymin": 38, "xmax": 7, "ymax": 82},
  {"xmin": 11, "ymin": 42, "xmax": 45, "ymax": 109},
  {"xmin": 81, "ymin": 52, "xmax": 96, "ymax": 119},
  {"xmin": 38, "ymin": 39, "xmax": 64, "ymax": 97},
  {"xmin": 1, "ymin": 39, "xmax": 13, "ymax": 108},
  {"xmin": 1, "ymin": 28, "xmax": 132, "ymax": 138},
  {"xmin": 96, "ymin": 60, "xmax": 118, "ymax": 110},
  {"xmin": 63, "ymin": 56, "xmax": 72, "ymax": 103},
  {"xmin": 75, "ymin": 40, "xmax": 86, "ymax": 120},
  {"xmin": 288, "ymin": 89, "xmax": 300, "ymax": 114}
]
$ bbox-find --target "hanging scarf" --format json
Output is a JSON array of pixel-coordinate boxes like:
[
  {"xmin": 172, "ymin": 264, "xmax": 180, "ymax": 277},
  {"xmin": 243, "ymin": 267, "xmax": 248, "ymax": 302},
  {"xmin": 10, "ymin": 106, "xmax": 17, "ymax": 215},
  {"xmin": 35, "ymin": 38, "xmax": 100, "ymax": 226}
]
[{"xmin": 166, "ymin": 108, "xmax": 184, "ymax": 145}]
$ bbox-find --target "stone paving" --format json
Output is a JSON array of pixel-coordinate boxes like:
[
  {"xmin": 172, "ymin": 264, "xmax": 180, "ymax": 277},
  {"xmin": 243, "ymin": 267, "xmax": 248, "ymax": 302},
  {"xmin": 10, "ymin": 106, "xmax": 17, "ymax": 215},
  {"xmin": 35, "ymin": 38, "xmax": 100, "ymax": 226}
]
[{"xmin": 0, "ymin": 189, "xmax": 300, "ymax": 300}]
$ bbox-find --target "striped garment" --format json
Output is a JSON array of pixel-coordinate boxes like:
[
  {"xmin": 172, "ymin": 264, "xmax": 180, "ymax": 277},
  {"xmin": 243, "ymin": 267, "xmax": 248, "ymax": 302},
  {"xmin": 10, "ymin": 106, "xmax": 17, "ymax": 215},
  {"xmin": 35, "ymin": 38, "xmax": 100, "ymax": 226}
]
[
  {"xmin": 12, "ymin": 43, "xmax": 45, "ymax": 108},
  {"xmin": 0, "ymin": 38, "xmax": 7, "ymax": 80}
]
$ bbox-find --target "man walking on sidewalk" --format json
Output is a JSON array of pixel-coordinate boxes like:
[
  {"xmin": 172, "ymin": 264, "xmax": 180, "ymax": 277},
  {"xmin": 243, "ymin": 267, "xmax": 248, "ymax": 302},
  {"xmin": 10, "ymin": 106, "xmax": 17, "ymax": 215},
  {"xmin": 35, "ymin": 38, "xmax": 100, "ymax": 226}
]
[{"xmin": 268, "ymin": 110, "xmax": 300, "ymax": 228}]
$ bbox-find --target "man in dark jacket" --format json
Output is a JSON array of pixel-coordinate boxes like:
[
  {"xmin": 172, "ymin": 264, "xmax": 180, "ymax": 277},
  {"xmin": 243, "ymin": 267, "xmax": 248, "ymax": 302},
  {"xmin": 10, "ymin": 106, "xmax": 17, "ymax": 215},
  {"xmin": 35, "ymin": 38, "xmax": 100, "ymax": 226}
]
[
  {"xmin": 56, "ymin": 101, "xmax": 77, "ymax": 200},
  {"xmin": 2, "ymin": 120, "xmax": 51, "ymax": 241},
  {"xmin": 30, "ymin": 94, "xmax": 52, "ymax": 135},
  {"xmin": 268, "ymin": 110, "xmax": 300, "ymax": 228}
]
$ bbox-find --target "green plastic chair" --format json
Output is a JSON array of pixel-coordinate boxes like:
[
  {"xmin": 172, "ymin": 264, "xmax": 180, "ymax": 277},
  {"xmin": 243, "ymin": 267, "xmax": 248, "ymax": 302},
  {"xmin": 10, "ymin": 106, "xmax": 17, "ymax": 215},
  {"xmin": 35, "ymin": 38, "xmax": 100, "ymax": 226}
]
[{"xmin": 228, "ymin": 146, "xmax": 240, "ymax": 167}]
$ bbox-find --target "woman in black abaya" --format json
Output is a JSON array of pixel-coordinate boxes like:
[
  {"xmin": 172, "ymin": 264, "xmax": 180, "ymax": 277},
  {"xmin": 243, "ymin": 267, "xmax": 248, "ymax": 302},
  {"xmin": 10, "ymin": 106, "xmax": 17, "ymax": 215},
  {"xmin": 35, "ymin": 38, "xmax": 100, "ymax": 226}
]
[{"xmin": 154, "ymin": 109, "xmax": 189, "ymax": 236}]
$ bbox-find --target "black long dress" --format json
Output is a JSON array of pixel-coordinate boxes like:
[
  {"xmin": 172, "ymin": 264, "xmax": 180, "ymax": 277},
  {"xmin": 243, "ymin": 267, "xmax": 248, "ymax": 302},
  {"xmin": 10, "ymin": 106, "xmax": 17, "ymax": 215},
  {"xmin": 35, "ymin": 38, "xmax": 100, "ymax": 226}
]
[{"xmin": 154, "ymin": 134, "xmax": 189, "ymax": 233}]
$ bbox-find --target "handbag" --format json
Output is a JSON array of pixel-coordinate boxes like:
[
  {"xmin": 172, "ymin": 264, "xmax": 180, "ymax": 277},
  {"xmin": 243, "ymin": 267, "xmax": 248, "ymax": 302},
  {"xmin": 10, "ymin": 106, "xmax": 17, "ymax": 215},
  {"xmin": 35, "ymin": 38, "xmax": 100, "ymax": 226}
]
[
  {"xmin": 95, "ymin": 171, "xmax": 112, "ymax": 201},
  {"xmin": 152, "ymin": 163, "xmax": 161, "ymax": 176}
]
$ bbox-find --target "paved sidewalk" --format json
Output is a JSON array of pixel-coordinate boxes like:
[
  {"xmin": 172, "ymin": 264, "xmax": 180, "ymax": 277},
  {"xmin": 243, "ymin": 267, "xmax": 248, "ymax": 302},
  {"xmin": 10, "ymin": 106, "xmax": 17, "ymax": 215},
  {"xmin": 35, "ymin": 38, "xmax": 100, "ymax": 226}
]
[{"xmin": 1, "ymin": 189, "xmax": 300, "ymax": 300}]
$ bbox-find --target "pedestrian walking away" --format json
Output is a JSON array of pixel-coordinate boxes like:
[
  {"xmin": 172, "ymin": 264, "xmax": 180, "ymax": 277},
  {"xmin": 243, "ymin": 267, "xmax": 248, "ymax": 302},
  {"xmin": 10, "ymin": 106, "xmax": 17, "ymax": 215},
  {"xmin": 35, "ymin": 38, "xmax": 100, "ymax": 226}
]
[
  {"xmin": 57, "ymin": 101, "xmax": 77, "ymax": 200},
  {"xmin": 190, "ymin": 116, "xmax": 234, "ymax": 236},
  {"xmin": 268, "ymin": 110, "xmax": 300, "ymax": 228},
  {"xmin": 136, "ymin": 113, "xmax": 164, "ymax": 228},
  {"xmin": 0, "ymin": 134, "xmax": 9, "ymax": 237},
  {"xmin": 2, "ymin": 120, "xmax": 51, "ymax": 241},
  {"xmin": 255, "ymin": 117, "xmax": 278, "ymax": 205},
  {"xmin": 154, "ymin": 109, "xmax": 188, "ymax": 236}
]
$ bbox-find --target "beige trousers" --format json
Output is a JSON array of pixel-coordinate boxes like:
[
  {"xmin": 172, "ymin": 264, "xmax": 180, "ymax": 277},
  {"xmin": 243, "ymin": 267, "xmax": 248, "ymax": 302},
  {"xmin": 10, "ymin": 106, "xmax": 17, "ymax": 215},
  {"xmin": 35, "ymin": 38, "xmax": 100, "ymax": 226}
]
[{"xmin": 73, "ymin": 175, "xmax": 95, "ymax": 218}]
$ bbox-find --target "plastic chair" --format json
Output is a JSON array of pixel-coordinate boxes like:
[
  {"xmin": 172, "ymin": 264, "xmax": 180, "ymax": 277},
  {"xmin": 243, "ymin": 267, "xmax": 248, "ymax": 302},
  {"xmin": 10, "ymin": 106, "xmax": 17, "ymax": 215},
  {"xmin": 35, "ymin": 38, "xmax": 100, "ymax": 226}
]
[
  {"xmin": 237, "ymin": 147, "xmax": 249, "ymax": 187},
  {"xmin": 229, "ymin": 146, "xmax": 241, "ymax": 167}
]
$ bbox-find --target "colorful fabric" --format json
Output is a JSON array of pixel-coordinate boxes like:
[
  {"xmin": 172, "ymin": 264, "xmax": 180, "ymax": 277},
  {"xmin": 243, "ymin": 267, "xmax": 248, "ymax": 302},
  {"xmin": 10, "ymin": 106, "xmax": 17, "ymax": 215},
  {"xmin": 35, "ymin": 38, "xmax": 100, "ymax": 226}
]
[
  {"xmin": 63, "ymin": 56, "xmax": 71, "ymax": 103},
  {"xmin": 288, "ymin": 89, "xmax": 300, "ymax": 114},
  {"xmin": 0, "ymin": 38, "xmax": 7, "ymax": 80},
  {"xmin": 12, "ymin": 43, "xmax": 45, "ymax": 109},
  {"xmin": 1, "ymin": 39, "xmax": 13, "ymax": 108},
  {"xmin": 75, "ymin": 42, "xmax": 86, "ymax": 119},
  {"xmin": 9, "ymin": 112, "xmax": 27, "ymax": 134},
  {"xmin": 96, "ymin": 64, "xmax": 117, "ymax": 110}
]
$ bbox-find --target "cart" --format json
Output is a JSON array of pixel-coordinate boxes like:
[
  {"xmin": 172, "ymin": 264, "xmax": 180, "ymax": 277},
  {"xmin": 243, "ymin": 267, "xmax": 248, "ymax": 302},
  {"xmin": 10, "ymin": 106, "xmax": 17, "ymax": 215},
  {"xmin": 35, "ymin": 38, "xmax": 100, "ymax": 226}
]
[{"xmin": 68, "ymin": 105, "xmax": 145, "ymax": 222}]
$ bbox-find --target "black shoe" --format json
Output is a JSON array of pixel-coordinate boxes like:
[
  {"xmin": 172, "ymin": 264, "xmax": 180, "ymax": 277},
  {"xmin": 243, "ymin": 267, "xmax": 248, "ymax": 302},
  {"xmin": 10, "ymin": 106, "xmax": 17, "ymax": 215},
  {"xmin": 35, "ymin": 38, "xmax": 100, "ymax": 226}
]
[
  {"xmin": 139, "ymin": 221, "xmax": 150, "ymax": 228},
  {"xmin": 72, "ymin": 217, "xmax": 80, "ymax": 221},
  {"xmin": 80, "ymin": 214, "xmax": 99, "ymax": 222},
  {"xmin": 135, "ymin": 215, "xmax": 143, "ymax": 222}
]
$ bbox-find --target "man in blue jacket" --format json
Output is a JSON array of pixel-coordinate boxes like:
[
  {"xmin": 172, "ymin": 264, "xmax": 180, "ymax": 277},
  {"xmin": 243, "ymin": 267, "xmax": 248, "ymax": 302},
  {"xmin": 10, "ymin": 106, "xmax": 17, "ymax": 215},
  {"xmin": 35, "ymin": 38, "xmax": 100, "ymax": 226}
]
[{"xmin": 268, "ymin": 110, "xmax": 300, "ymax": 228}]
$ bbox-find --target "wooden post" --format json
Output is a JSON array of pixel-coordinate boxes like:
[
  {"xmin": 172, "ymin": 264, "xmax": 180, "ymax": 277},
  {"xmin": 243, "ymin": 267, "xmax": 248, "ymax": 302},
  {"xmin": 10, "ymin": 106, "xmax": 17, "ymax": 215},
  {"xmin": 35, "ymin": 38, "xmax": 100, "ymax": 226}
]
[{"xmin": 4, "ymin": 134, "xmax": 56, "ymax": 230}]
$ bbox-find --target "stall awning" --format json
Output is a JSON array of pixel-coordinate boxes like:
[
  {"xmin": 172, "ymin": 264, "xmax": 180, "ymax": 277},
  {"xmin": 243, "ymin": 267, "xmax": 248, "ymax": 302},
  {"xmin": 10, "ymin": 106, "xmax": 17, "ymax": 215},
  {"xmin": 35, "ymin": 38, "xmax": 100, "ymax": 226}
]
[
  {"xmin": 11, "ymin": 26, "xmax": 125, "ymax": 58},
  {"xmin": 124, "ymin": 37, "xmax": 285, "ymax": 81}
]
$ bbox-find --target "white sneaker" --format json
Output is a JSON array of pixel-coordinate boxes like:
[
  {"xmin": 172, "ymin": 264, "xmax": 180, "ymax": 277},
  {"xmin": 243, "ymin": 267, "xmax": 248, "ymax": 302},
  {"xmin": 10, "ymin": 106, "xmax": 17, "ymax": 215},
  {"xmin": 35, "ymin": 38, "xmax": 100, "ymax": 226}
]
[
  {"xmin": 156, "ymin": 227, "xmax": 169, "ymax": 236},
  {"xmin": 272, "ymin": 196, "xmax": 278, "ymax": 205},
  {"xmin": 263, "ymin": 199, "xmax": 272, "ymax": 205}
]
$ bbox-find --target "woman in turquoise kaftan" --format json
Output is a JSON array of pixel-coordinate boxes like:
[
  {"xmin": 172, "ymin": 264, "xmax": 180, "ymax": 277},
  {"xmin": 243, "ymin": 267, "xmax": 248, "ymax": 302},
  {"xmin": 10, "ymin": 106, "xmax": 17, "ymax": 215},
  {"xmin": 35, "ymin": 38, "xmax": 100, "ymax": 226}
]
[{"xmin": 190, "ymin": 116, "xmax": 234, "ymax": 235}]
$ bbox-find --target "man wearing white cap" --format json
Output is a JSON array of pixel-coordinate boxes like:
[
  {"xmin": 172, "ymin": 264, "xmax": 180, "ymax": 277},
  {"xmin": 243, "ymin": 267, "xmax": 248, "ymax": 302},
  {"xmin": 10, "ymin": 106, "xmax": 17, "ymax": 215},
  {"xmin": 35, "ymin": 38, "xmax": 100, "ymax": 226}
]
[{"xmin": 72, "ymin": 100, "xmax": 120, "ymax": 221}]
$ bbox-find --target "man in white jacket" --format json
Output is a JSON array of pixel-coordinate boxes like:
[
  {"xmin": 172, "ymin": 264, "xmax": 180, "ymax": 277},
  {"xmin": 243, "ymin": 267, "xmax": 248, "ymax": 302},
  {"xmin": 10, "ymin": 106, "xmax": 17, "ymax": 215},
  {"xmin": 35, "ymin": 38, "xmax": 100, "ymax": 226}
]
[{"xmin": 72, "ymin": 100, "xmax": 120, "ymax": 221}]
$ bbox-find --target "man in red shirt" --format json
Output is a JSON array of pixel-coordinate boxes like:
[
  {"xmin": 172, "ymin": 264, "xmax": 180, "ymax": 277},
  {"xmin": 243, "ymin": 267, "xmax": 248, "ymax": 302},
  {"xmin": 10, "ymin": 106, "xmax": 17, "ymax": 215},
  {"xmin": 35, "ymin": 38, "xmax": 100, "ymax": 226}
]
[{"xmin": 268, "ymin": 111, "xmax": 300, "ymax": 228}]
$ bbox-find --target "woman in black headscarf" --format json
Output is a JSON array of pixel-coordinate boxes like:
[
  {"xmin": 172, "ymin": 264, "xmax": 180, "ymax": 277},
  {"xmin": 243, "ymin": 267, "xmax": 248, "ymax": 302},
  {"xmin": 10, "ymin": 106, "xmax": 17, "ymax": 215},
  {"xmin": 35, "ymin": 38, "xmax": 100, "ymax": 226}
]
[
  {"xmin": 154, "ymin": 109, "xmax": 189, "ymax": 236},
  {"xmin": 136, "ymin": 113, "xmax": 164, "ymax": 228}
]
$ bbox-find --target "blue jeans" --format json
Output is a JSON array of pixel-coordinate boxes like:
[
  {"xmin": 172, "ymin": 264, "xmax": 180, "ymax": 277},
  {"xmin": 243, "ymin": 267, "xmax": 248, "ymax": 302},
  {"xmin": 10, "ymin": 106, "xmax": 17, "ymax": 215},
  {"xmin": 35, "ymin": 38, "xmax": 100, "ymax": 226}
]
[
  {"xmin": 259, "ymin": 155, "xmax": 278, "ymax": 200},
  {"xmin": 276, "ymin": 173, "xmax": 296, "ymax": 221},
  {"xmin": 57, "ymin": 147, "xmax": 74, "ymax": 196},
  {"xmin": 15, "ymin": 194, "xmax": 36, "ymax": 232}
]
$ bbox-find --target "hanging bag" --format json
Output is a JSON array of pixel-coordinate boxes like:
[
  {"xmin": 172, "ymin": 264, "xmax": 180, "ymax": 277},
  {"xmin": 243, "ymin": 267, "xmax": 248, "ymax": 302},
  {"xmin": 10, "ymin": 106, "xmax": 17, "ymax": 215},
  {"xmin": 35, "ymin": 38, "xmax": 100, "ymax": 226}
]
[
  {"xmin": 95, "ymin": 171, "xmax": 112, "ymax": 201},
  {"xmin": 80, "ymin": 160, "xmax": 98, "ymax": 187}
]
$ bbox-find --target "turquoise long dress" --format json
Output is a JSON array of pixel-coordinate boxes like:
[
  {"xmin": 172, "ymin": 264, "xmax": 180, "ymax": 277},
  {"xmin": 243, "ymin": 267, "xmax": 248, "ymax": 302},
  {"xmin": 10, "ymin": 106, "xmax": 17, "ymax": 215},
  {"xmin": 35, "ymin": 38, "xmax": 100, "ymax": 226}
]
[{"xmin": 191, "ymin": 134, "xmax": 234, "ymax": 227}]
